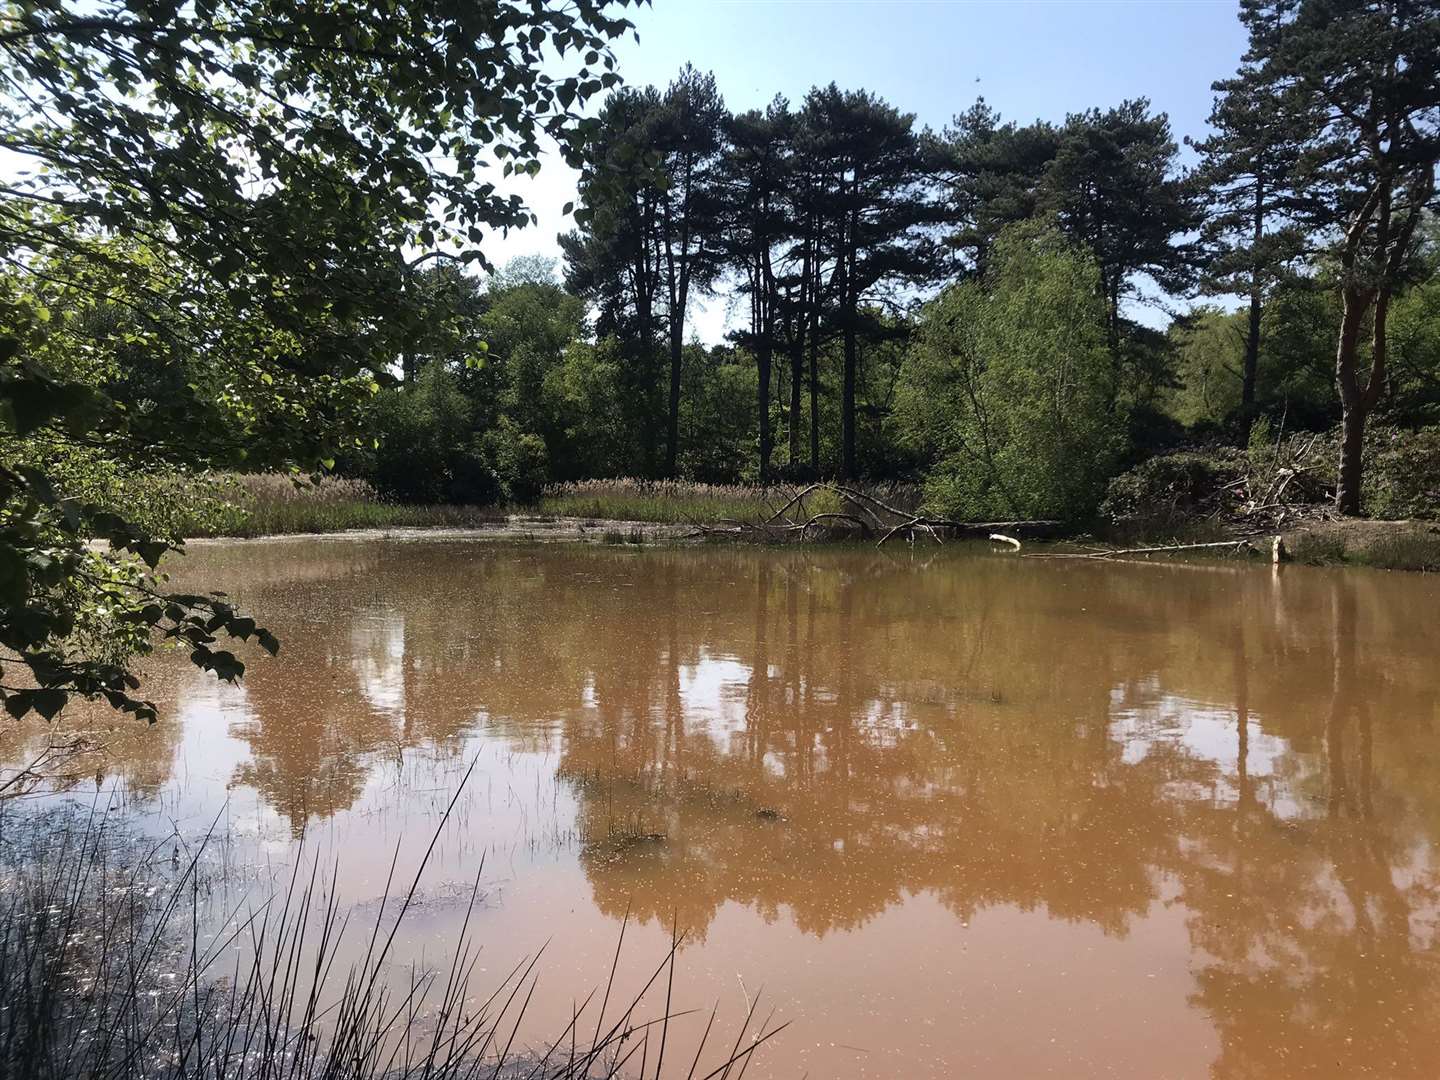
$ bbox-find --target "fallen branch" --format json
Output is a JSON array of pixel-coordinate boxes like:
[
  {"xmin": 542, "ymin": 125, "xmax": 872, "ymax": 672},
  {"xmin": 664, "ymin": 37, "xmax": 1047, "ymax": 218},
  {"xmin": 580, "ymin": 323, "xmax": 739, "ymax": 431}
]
[
  {"xmin": 989, "ymin": 533, "xmax": 1022, "ymax": 551},
  {"xmin": 1025, "ymin": 537, "xmax": 1265, "ymax": 561},
  {"xmin": 694, "ymin": 482, "xmax": 1060, "ymax": 547}
]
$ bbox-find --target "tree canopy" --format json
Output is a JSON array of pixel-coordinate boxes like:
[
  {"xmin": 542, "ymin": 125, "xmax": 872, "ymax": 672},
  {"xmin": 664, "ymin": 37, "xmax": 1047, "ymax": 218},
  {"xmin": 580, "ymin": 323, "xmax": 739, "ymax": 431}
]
[{"xmin": 0, "ymin": 0, "xmax": 635, "ymax": 720}]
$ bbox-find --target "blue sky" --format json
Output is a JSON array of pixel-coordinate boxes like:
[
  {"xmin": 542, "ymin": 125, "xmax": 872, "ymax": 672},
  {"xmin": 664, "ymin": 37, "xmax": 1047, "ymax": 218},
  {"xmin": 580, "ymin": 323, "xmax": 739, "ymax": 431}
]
[{"xmin": 488, "ymin": 0, "xmax": 1253, "ymax": 337}]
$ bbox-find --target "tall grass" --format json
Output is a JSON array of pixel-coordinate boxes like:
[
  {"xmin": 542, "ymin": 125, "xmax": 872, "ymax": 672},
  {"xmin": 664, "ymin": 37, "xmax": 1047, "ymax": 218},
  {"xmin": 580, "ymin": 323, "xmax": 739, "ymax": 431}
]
[
  {"xmin": 540, "ymin": 480, "xmax": 781, "ymax": 525},
  {"xmin": 0, "ymin": 770, "xmax": 783, "ymax": 1080},
  {"xmin": 540, "ymin": 479, "xmax": 924, "ymax": 526},
  {"xmin": 181, "ymin": 473, "xmax": 928, "ymax": 537},
  {"xmin": 183, "ymin": 474, "xmax": 508, "ymax": 539}
]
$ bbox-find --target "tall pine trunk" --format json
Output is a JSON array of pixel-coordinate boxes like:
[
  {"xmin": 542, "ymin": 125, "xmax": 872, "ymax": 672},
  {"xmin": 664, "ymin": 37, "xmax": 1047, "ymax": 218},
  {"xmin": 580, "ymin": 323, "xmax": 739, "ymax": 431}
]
[
  {"xmin": 789, "ymin": 243, "xmax": 811, "ymax": 469},
  {"xmin": 1242, "ymin": 176, "xmax": 1265, "ymax": 411},
  {"xmin": 789, "ymin": 328, "xmax": 804, "ymax": 469},
  {"xmin": 757, "ymin": 339, "xmax": 773, "ymax": 482},
  {"xmin": 1333, "ymin": 284, "xmax": 1373, "ymax": 517},
  {"xmin": 839, "ymin": 204, "xmax": 858, "ymax": 480},
  {"xmin": 1243, "ymin": 289, "xmax": 1261, "ymax": 410},
  {"xmin": 666, "ymin": 322, "xmax": 682, "ymax": 478},
  {"xmin": 808, "ymin": 301, "xmax": 820, "ymax": 473}
]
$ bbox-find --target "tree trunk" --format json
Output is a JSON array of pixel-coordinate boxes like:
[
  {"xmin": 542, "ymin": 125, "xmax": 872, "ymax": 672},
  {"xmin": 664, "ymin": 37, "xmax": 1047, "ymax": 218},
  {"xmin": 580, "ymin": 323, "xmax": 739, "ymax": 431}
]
[
  {"xmin": 841, "ymin": 319, "xmax": 856, "ymax": 479},
  {"xmin": 1242, "ymin": 175, "xmax": 1265, "ymax": 410},
  {"xmin": 789, "ymin": 317, "xmax": 804, "ymax": 468},
  {"xmin": 757, "ymin": 339, "xmax": 773, "ymax": 483},
  {"xmin": 1333, "ymin": 287, "xmax": 1369, "ymax": 516},
  {"xmin": 1243, "ymin": 288, "xmax": 1261, "ymax": 410},
  {"xmin": 666, "ymin": 325, "xmax": 682, "ymax": 478},
  {"xmin": 840, "ymin": 212, "xmax": 857, "ymax": 480},
  {"xmin": 808, "ymin": 301, "xmax": 820, "ymax": 473},
  {"xmin": 790, "ymin": 242, "xmax": 811, "ymax": 469},
  {"xmin": 1336, "ymin": 409, "xmax": 1365, "ymax": 517}
]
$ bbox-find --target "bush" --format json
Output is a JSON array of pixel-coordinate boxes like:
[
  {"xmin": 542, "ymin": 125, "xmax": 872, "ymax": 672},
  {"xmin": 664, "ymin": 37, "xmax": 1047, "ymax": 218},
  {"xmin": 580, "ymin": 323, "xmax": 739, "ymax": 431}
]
[
  {"xmin": 1101, "ymin": 448, "xmax": 1247, "ymax": 533},
  {"xmin": 1365, "ymin": 424, "xmax": 1440, "ymax": 520},
  {"xmin": 367, "ymin": 365, "xmax": 474, "ymax": 504},
  {"xmin": 361, "ymin": 366, "xmax": 555, "ymax": 507},
  {"xmin": 483, "ymin": 419, "xmax": 550, "ymax": 504}
]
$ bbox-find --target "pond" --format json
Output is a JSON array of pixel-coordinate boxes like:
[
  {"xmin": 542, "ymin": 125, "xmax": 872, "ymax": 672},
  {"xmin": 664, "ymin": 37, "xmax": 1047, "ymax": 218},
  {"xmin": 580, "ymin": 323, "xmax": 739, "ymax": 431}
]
[{"xmin": 3, "ymin": 538, "xmax": 1439, "ymax": 1078}]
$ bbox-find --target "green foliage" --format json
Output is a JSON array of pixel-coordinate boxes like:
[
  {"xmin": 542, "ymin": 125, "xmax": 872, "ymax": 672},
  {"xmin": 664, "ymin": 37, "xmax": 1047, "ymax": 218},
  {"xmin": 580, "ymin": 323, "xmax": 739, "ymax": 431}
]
[
  {"xmin": 1253, "ymin": 280, "xmax": 1340, "ymax": 426},
  {"xmin": 946, "ymin": 97, "xmax": 1194, "ymax": 345},
  {"xmin": 1388, "ymin": 272, "xmax": 1440, "ymax": 426},
  {"xmin": 483, "ymin": 420, "xmax": 550, "ymax": 505},
  {"xmin": 539, "ymin": 337, "xmax": 641, "ymax": 480},
  {"xmin": 1364, "ymin": 425, "xmax": 1440, "ymax": 521},
  {"xmin": 0, "ymin": 0, "xmax": 633, "ymax": 719},
  {"xmin": 365, "ymin": 368, "xmax": 552, "ymax": 507},
  {"xmin": 1101, "ymin": 449, "xmax": 1247, "ymax": 535},
  {"xmin": 896, "ymin": 224, "xmax": 1126, "ymax": 522},
  {"xmin": 678, "ymin": 348, "xmax": 757, "ymax": 483},
  {"xmin": 1166, "ymin": 307, "xmax": 1249, "ymax": 429},
  {"xmin": 368, "ymin": 365, "xmax": 478, "ymax": 505}
]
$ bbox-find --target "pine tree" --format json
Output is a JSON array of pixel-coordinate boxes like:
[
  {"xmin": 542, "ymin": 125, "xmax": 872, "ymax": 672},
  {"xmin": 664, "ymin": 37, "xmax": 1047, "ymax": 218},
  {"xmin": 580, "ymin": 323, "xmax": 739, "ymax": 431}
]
[
  {"xmin": 1189, "ymin": 66, "xmax": 1310, "ymax": 414},
  {"xmin": 720, "ymin": 98, "xmax": 793, "ymax": 480},
  {"xmin": 1241, "ymin": 0, "xmax": 1440, "ymax": 513},
  {"xmin": 1039, "ymin": 100, "xmax": 1197, "ymax": 353},
  {"xmin": 799, "ymin": 85, "xmax": 944, "ymax": 478},
  {"xmin": 562, "ymin": 67, "xmax": 728, "ymax": 477}
]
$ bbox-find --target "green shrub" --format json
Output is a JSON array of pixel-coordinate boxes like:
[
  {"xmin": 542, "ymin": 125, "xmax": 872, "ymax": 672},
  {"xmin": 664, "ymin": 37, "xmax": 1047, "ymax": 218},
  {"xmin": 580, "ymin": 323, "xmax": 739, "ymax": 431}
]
[
  {"xmin": 482, "ymin": 418, "xmax": 549, "ymax": 504},
  {"xmin": 1101, "ymin": 448, "xmax": 1247, "ymax": 533},
  {"xmin": 1365, "ymin": 424, "xmax": 1440, "ymax": 520}
]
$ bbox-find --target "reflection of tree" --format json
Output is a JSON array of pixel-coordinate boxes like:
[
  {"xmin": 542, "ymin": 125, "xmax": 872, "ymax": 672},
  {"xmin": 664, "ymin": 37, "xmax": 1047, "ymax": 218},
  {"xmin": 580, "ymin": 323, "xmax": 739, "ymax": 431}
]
[
  {"xmin": 26, "ymin": 541, "xmax": 1440, "ymax": 1074},
  {"xmin": 563, "ymin": 554, "xmax": 1183, "ymax": 940},
  {"xmin": 1174, "ymin": 575, "xmax": 1440, "ymax": 1079}
]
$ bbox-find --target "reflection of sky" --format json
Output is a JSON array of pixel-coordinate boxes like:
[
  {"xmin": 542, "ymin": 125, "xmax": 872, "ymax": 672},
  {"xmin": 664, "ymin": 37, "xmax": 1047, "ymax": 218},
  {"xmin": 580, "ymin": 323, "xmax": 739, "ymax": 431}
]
[
  {"xmin": 352, "ymin": 613, "xmax": 406, "ymax": 720},
  {"xmin": 677, "ymin": 651, "xmax": 752, "ymax": 734},
  {"xmin": 1109, "ymin": 677, "xmax": 1306, "ymax": 816}
]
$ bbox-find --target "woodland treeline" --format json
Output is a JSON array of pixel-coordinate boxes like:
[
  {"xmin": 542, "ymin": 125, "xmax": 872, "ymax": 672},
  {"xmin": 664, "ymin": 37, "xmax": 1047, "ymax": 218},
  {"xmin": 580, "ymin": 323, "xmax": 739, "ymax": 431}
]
[
  {"xmin": 366, "ymin": 0, "xmax": 1440, "ymax": 525},
  {"xmin": 0, "ymin": 0, "xmax": 1438, "ymax": 721}
]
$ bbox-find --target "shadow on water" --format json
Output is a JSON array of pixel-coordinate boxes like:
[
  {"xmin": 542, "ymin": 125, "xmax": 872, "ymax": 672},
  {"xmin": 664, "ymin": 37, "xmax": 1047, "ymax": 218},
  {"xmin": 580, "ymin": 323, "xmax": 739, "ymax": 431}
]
[{"xmin": 4, "ymin": 539, "xmax": 1440, "ymax": 1077}]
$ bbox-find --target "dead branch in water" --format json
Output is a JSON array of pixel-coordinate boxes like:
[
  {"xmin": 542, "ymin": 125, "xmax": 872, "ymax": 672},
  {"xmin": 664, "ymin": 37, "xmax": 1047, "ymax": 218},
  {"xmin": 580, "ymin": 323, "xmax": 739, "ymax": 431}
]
[
  {"xmin": 695, "ymin": 482, "xmax": 1059, "ymax": 547},
  {"xmin": 1024, "ymin": 537, "xmax": 1267, "ymax": 561}
]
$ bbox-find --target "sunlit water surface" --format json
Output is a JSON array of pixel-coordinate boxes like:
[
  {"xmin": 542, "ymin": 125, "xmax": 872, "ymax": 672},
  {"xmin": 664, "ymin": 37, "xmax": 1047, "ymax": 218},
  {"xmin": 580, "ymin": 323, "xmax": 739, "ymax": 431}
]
[{"xmin": 4, "ymin": 539, "xmax": 1439, "ymax": 1078}]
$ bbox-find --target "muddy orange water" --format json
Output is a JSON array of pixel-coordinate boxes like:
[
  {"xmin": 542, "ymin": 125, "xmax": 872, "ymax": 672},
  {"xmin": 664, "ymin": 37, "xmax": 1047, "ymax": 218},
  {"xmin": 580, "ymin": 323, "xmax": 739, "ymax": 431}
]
[{"xmin": 5, "ymin": 538, "xmax": 1440, "ymax": 1078}]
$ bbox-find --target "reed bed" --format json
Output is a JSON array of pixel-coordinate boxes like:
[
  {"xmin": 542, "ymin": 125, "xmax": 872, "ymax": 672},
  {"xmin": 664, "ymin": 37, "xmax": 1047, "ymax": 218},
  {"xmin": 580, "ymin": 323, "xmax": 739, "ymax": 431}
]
[
  {"xmin": 0, "ymin": 770, "xmax": 783, "ymax": 1080},
  {"xmin": 182, "ymin": 473, "xmax": 928, "ymax": 539},
  {"xmin": 184, "ymin": 474, "xmax": 508, "ymax": 539},
  {"xmin": 541, "ymin": 478, "xmax": 924, "ymax": 526},
  {"xmin": 540, "ymin": 480, "xmax": 781, "ymax": 525}
]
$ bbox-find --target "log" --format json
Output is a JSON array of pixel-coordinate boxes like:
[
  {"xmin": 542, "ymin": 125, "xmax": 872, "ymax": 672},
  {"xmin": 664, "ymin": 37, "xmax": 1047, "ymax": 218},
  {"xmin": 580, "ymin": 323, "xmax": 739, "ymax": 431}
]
[{"xmin": 1025, "ymin": 538, "xmax": 1264, "ymax": 561}]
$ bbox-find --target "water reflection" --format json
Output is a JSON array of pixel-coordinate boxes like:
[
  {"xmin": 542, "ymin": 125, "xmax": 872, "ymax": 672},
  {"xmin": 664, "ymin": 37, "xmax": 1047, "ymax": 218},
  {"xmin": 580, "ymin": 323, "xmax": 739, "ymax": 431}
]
[{"xmin": 4, "ymin": 541, "xmax": 1440, "ymax": 1077}]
